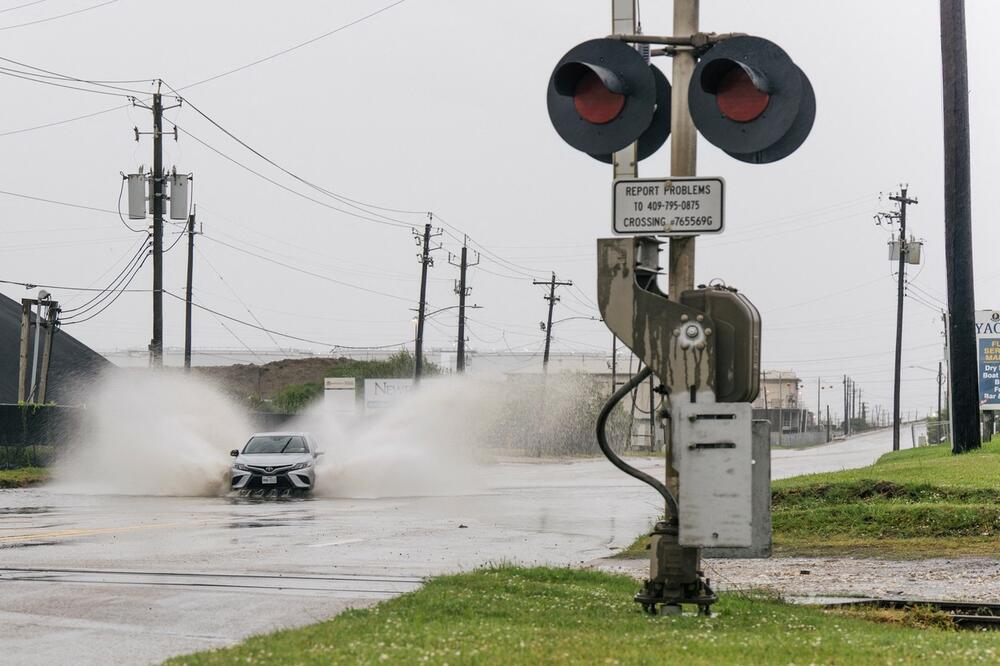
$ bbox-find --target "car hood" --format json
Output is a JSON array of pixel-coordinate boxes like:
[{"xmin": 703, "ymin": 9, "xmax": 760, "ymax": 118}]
[{"xmin": 236, "ymin": 453, "xmax": 313, "ymax": 467}]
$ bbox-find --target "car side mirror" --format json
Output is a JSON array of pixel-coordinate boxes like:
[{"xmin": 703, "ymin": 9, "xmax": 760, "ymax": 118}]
[
  {"xmin": 230, "ymin": 449, "xmax": 239, "ymax": 457},
  {"xmin": 315, "ymin": 451, "xmax": 325, "ymax": 457}
]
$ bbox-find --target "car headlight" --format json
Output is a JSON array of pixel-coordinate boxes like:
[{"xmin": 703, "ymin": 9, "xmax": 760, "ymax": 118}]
[
  {"xmin": 290, "ymin": 461, "xmax": 313, "ymax": 471},
  {"xmin": 234, "ymin": 463, "xmax": 250, "ymax": 471}
]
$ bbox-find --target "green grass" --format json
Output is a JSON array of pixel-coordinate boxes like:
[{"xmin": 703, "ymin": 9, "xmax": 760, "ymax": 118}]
[
  {"xmin": 772, "ymin": 435, "xmax": 1000, "ymax": 557},
  {"xmin": 166, "ymin": 566, "xmax": 1000, "ymax": 665},
  {"xmin": 620, "ymin": 436, "xmax": 1000, "ymax": 559},
  {"xmin": 0, "ymin": 466, "xmax": 50, "ymax": 488}
]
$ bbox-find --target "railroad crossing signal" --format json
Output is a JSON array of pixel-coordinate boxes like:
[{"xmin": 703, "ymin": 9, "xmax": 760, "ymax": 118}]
[
  {"xmin": 689, "ymin": 36, "xmax": 815, "ymax": 164},
  {"xmin": 546, "ymin": 38, "xmax": 669, "ymax": 160},
  {"xmin": 546, "ymin": 35, "xmax": 814, "ymax": 165}
]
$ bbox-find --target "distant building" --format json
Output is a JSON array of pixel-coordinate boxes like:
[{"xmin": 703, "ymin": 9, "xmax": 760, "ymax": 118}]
[
  {"xmin": 753, "ymin": 370, "xmax": 802, "ymax": 411},
  {"xmin": 753, "ymin": 370, "xmax": 815, "ymax": 437}
]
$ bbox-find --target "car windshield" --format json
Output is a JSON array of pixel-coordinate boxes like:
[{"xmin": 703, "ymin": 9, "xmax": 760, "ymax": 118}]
[{"xmin": 243, "ymin": 435, "xmax": 309, "ymax": 454}]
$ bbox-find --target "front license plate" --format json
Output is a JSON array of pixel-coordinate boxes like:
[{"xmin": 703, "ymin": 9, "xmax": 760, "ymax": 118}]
[{"xmin": 262, "ymin": 475, "xmax": 277, "ymax": 484}]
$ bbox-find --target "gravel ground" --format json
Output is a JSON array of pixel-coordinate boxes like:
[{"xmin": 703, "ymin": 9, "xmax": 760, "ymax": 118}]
[{"xmin": 600, "ymin": 557, "xmax": 1000, "ymax": 603}]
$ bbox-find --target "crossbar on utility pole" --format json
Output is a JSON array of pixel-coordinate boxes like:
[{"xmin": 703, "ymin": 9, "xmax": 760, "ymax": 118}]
[
  {"xmin": 448, "ymin": 237, "xmax": 479, "ymax": 374},
  {"xmin": 413, "ymin": 218, "xmax": 442, "ymax": 383},
  {"xmin": 534, "ymin": 273, "xmax": 573, "ymax": 371}
]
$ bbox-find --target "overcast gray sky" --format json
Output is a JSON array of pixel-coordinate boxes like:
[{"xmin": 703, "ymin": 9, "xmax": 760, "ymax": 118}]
[{"xmin": 0, "ymin": 0, "xmax": 997, "ymax": 419}]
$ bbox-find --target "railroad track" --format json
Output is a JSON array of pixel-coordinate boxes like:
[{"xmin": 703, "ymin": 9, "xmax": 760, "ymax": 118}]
[{"xmin": 824, "ymin": 597, "xmax": 1000, "ymax": 630}]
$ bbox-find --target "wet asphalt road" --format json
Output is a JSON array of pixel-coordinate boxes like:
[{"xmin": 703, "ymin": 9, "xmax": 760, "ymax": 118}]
[{"xmin": 1, "ymin": 429, "xmax": 898, "ymax": 665}]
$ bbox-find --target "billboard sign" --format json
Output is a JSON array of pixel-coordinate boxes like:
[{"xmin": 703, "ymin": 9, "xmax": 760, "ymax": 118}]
[{"xmin": 976, "ymin": 310, "xmax": 1000, "ymax": 410}]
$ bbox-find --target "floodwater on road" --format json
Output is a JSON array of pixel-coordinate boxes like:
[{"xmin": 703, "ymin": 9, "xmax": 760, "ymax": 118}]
[
  {"xmin": 1, "ymin": 458, "xmax": 661, "ymax": 665},
  {"xmin": 0, "ymin": 428, "xmax": 904, "ymax": 665}
]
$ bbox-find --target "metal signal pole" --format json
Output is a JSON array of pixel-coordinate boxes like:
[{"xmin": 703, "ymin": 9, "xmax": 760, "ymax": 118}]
[
  {"xmin": 667, "ymin": 0, "xmax": 698, "ymax": 301},
  {"xmin": 534, "ymin": 273, "xmax": 573, "ymax": 370},
  {"xmin": 940, "ymin": 0, "xmax": 981, "ymax": 453},
  {"xmin": 448, "ymin": 238, "xmax": 479, "ymax": 373},
  {"xmin": 413, "ymin": 219, "xmax": 442, "ymax": 383}
]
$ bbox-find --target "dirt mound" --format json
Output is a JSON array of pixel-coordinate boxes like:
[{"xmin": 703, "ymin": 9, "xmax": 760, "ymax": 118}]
[{"xmin": 194, "ymin": 357, "xmax": 353, "ymax": 401}]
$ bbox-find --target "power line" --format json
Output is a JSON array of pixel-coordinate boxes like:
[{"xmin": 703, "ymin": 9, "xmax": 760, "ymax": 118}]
[
  {"xmin": 0, "ymin": 277, "xmax": 150, "ymax": 293},
  {"xmin": 0, "ymin": 62, "xmax": 151, "ymax": 94},
  {"xmin": 162, "ymin": 290, "xmax": 413, "ymax": 351},
  {"xmin": 199, "ymin": 233, "xmax": 412, "ymax": 303},
  {"xmin": 0, "ymin": 56, "xmax": 153, "ymax": 86},
  {"xmin": 0, "ymin": 102, "xmax": 128, "ymax": 137},
  {"xmin": 0, "ymin": 186, "xmax": 117, "ymax": 215},
  {"xmin": 162, "ymin": 87, "xmax": 422, "ymax": 226},
  {"xmin": 0, "ymin": 1, "xmax": 58, "ymax": 15},
  {"xmin": 195, "ymin": 244, "xmax": 282, "ymax": 350},
  {"xmin": 61, "ymin": 236, "xmax": 150, "ymax": 313},
  {"xmin": 0, "ymin": 3, "xmax": 413, "ymax": 139},
  {"xmin": 61, "ymin": 249, "xmax": 150, "ymax": 326},
  {"xmin": 177, "ymin": 0, "xmax": 412, "ymax": 91},
  {"xmin": 0, "ymin": 0, "xmax": 118, "ymax": 32},
  {"xmin": 173, "ymin": 122, "xmax": 414, "ymax": 230},
  {"xmin": 762, "ymin": 275, "xmax": 888, "ymax": 314}
]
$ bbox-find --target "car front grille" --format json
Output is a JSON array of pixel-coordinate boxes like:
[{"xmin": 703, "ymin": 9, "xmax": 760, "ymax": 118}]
[{"xmin": 246, "ymin": 465, "xmax": 293, "ymax": 475}]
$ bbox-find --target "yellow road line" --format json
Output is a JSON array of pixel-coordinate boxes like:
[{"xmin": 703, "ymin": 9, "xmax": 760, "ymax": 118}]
[{"xmin": 0, "ymin": 522, "xmax": 182, "ymax": 543}]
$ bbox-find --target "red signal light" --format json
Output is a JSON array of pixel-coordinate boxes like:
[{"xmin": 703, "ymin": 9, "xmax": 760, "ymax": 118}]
[
  {"xmin": 715, "ymin": 67, "xmax": 770, "ymax": 122},
  {"xmin": 573, "ymin": 70, "xmax": 626, "ymax": 124}
]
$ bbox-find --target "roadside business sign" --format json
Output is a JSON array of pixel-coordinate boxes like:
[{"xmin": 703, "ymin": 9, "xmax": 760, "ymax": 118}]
[
  {"xmin": 323, "ymin": 377, "xmax": 357, "ymax": 416},
  {"xmin": 613, "ymin": 176, "xmax": 724, "ymax": 236},
  {"xmin": 364, "ymin": 378, "xmax": 414, "ymax": 412},
  {"xmin": 977, "ymin": 310, "xmax": 1000, "ymax": 410}
]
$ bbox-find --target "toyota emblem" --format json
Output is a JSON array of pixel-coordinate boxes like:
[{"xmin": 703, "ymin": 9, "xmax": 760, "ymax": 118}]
[{"xmin": 265, "ymin": 467, "xmax": 273, "ymax": 473}]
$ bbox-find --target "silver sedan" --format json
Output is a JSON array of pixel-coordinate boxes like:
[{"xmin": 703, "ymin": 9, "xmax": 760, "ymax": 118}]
[{"xmin": 230, "ymin": 432, "xmax": 323, "ymax": 491}]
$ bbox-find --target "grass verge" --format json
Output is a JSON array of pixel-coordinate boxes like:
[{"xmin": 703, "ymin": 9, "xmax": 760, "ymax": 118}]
[
  {"xmin": 0, "ymin": 466, "xmax": 50, "ymax": 488},
  {"xmin": 619, "ymin": 435, "xmax": 1000, "ymax": 559},
  {"xmin": 773, "ymin": 435, "xmax": 1000, "ymax": 557},
  {"xmin": 166, "ymin": 566, "xmax": 1000, "ymax": 665}
]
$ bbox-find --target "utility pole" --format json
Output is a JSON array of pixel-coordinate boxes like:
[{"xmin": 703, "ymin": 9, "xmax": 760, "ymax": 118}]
[
  {"xmin": 817, "ymin": 377, "xmax": 821, "ymax": 430},
  {"xmin": 448, "ymin": 237, "xmax": 479, "ymax": 374},
  {"xmin": 130, "ymin": 82, "xmax": 181, "ymax": 368},
  {"xmin": 27, "ymin": 296, "xmax": 45, "ymax": 401},
  {"xmin": 940, "ymin": 0, "xmax": 981, "ymax": 453},
  {"xmin": 534, "ymin": 273, "xmax": 573, "ymax": 370},
  {"xmin": 413, "ymin": 218, "xmax": 442, "ymax": 383},
  {"xmin": 843, "ymin": 374, "xmax": 848, "ymax": 435},
  {"xmin": 611, "ymin": 335, "xmax": 618, "ymax": 394},
  {"xmin": 878, "ymin": 187, "xmax": 918, "ymax": 451},
  {"xmin": 17, "ymin": 299, "xmax": 31, "ymax": 403},
  {"xmin": 851, "ymin": 379, "xmax": 857, "ymax": 424},
  {"xmin": 184, "ymin": 208, "xmax": 197, "ymax": 371},
  {"xmin": 37, "ymin": 301, "xmax": 59, "ymax": 404},
  {"xmin": 151, "ymin": 88, "xmax": 164, "ymax": 367},
  {"xmin": 937, "ymin": 360, "xmax": 944, "ymax": 422}
]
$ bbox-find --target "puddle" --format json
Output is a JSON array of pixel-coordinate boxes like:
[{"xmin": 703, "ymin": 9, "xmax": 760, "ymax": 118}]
[
  {"xmin": 0, "ymin": 506, "xmax": 54, "ymax": 516},
  {"xmin": 0, "ymin": 540, "xmax": 63, "ymax": 549}
]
